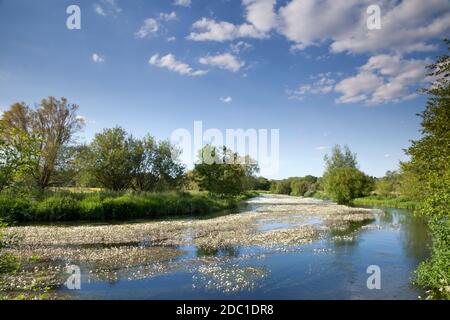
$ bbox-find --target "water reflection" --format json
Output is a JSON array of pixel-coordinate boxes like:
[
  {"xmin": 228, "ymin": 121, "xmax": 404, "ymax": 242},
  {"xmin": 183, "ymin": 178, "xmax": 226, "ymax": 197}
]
[{"xmin": 196, "ymin": 245, "xmax": 240, "ymax": 258}]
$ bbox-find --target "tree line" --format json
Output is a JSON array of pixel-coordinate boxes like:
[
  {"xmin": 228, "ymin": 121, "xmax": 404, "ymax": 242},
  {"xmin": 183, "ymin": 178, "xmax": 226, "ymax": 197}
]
[{"xmin": 0, "ymin": 99, "xmax": 258, "ymax": 198}]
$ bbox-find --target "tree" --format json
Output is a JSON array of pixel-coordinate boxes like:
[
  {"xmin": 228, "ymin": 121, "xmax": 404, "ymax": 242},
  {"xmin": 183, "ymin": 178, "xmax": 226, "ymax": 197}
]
[
  {"xmin": 88, "ymin": 127, "xmax": 139, "ymax": 191},
  {"xmin": 193, "ymin": 145, "xmax": 258, "ymax": 197},
  {"xmin": 401, "ymin": 40, "xmax": 450, "ymax": 203},
  {"xmin": 0, "ymin": 127, "xmax": 39, "ymax": 191},
  {"xmin": 324, "ymin": 145, "xmax": 358, "ymax": 171},
  {"xmin": 0, "ymin": 97, "xmax": 84, "ymax": 190},
  {"xmin": 322, "ymin": 145, "xmax": 373, "ymax": 204},
  {"xmin": 402, "ymin": 40, "xmax": 450, "ymax": 299},
  {"xmin": 323, "ymin": 167, "xmax": 373, "ymax": 204},
  {"xmin": 375, "ymin": 170, "xmax": 402, "ymax": 197}
]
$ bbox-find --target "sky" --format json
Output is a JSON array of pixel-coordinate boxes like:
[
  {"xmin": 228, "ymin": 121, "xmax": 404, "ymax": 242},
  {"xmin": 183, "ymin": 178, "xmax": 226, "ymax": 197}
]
[{"xmin": 0, "ymin": 0, "xmax": 449, "ymax": 179}]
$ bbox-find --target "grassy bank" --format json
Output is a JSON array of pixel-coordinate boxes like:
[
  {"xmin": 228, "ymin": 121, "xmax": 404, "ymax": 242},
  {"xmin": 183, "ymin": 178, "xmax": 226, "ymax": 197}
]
[
  {"xmin": 353, "ymin": 196, "xmax": 420, "ymax": 209},
  {"xmin": 0, "ymin": 191, "xmax": 259, "ymax": 222}
]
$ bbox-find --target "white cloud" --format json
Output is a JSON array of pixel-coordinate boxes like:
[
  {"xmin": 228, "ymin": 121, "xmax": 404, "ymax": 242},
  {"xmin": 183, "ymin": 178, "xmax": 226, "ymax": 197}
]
[
  {"xmin": 135, "ymin": 12, "xmax": 178, "ymax": 39},
  {"xmin": 167, "ymin": 36, "xmax": 176, "ymax": 42},
  {"xmin": 243, "ymin": 0, "xmax": 276, "ymax": 33},
  {"xmin": 135, "ymin": 18, "xmax": 159, "ymax": 39},
  {"xmin": 94, "ymin": 4, "xmax": 106, "ymax": 16},
  {"xmin": 92, "ymin": 53, "xmax": 105, "ymax": 63},
  {"xmin": 384, "ymin": 154, "xmax": 391, "ymax": 158},
  {"xmin": 159, "ymin": 12, "xmax": 177, "ymax": 21},
  {"xmin": 287, "ymin": 73, "xmax": 336, "ymax": 100},
  {"xmin": 230, "ymin": 41, "xmax": 253, "ymax": 54},
  {"xmin": 199, "ymin": 53, "xmax": 245, "ymax": 72},
  {"xmin": 187, "ymin": 0, "xmax": 276, "ymax": 42},
  {"xmin": 187, "ymin": 18, "xmax": 266, "ymax": 42},
  {"xmin": 335, "ymin": 55, "xmax": 430, "ymax": 104},
  {"xmin": 174, "ymin": 0, "xmax": 191, "ymax": 7},
  {"xmin": 277, "ymin": 0, "xmax": 450, "ymax": 54},
  {"xmin": 220, "ymin": 96, "xmax": 233, "ymax": 103},
  {"xmin": 94, "ymin": 0, "xmax": 122, "ymax": 17},
  {"xmin": 315, "ymin": 146, "xmax": 328, "ymax": 151},
  {"xmin": 149, "ymin": 53, "xmax": 208, "ymax": 77}
]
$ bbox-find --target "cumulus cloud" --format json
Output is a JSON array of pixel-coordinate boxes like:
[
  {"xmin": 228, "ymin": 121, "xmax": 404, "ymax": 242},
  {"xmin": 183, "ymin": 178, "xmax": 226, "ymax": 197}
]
[
  {"xmin": 174, "ymin": 0, "xmax": 191, "ymax": 7},
  {"xmin": 243, "ymin": 0, "xmax": 276, "ymax": 33},
  {"xmin": 278, "ymin": 0, "xmax": 450, "ymax": 54},
  {"xmin": 135, "ymin": 19, "xmax": 159, "ymax": 39},
  {"xmin": 159, "ymin": 12, "xmax": 177, "ymax": 21},
  {"xmin": 199, "ymin": 53, "xmax": 245, "ymax": 72},
  {"xmin": 230, "ymin": 41, "xmax": 253, "ymax": 54},
  {"xmin": 287, "ymin": 73, "xmax": 336, "ymax": 100},
  {"xmin": 135, "ymin": 12, "xmax": 178, "ymax": 39},
  {"xmin": 94, "ymin": 0, "xmax": 122, "ymax": 17},
  {"xmin": 187, "ymin": 0, "xmax": 276, "ymax": 42},
  {"xmin": 92, "ymin": 53, "xmax": 105, "ymax": 63},
  {"xmin": 187, "ymin": 18, "xmax": 266, "ymax": 42},
  {"xmin": 187, "ymin": 0, "xmax": 449, "ymax": 55},
  {"xmin": 149, "ymin": 54, "xmax": 208, "ymax": 76},
  {"xmin": 335, "ymin": 55, "xmax": 430, "ymax": 104},
  {"xmin": 220, "ymin": 96, "xmax": 233, "ymax": 103}
]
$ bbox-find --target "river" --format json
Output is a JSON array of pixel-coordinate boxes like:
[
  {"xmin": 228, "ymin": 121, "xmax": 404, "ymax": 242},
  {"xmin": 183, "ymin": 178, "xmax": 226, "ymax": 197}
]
[{"xmin": 49, "ymin": 195, "xmax": 430, "ymax": 300}]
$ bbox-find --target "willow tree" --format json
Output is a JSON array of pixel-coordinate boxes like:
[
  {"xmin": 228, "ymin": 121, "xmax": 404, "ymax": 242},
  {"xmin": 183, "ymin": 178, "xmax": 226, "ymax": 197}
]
[{"xmin": 0, "ymin": 97, "xmax": 84, "ymax": 190}]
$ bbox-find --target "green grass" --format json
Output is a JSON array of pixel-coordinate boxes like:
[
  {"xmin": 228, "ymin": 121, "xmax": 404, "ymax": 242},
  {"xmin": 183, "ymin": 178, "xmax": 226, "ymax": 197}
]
[
  {"xmin": 0, "ymin": 191, "xmax": 258, "ymax": 222},
  {"xmin": 353, "ymin": 195, "xmax": 420, "ymax": 209}
]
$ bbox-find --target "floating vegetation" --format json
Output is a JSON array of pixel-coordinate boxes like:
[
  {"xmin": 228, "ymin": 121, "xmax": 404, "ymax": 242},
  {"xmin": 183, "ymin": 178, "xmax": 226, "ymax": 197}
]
[
  {"xmin": 193, "ymin": 264, "xmax": 269, "ymax": 293},
  {"xmin": 1, "ymin": 194, "xmax": 379, "ymax": 298}
]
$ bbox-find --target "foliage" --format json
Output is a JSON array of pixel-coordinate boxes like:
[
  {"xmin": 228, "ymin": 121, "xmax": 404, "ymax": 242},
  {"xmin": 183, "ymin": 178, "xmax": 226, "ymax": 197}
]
[
  {"xmin": 87, "ymin": 128, "xmax": 185, "ymax": 192},
  {"xmin": 323, "ymin": 167, "xmax": 373, "ymax": 204},
  {"xmin": 374, "ymin": 170, "xmax": 403, "ymax": 197},
  {"xmin": 87, "ymin": 127, "xmax": 139, "ymax": 191},
  {"xmin": 353, "ymin": 196, "xmax": 419, "ymax": 209},
  {"xmin": 193, "ymin": 145, "xmax": 258, "ymax": 197},
  {"xmin": 0, "ymin": 191, "xmax": 247, "ymax": 222},
  {"xmin": 270, "ymin": 179, "xmax": 291, "ymax": 195},
  {"xmin": 321, "ymin": 145, "xmax": 373, "ymax": 204},
  {"xmin": 400, "ymin": 41, "xmax": 450, "ymax": 299},
  {"xmin": 324, "ymin": 145, "xmax": 357, "ymax": 171},
  {"xmin": 0, "ymin": 127, "xmax": 40, "ymax": 192},
  {"xmin": 0, "ymin": 97, "xmax": 84, "ymax": 190}
]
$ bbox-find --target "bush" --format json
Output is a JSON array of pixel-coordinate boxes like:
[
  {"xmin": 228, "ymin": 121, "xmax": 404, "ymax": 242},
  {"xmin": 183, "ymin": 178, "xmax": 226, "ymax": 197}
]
[
  {"xmin": 35, "ymin": 196, "xmax": 81, "ymax": 221},
  {"xmin": 323, "ymin": 167, "xmax": 373, "ymax": 204},
  {"xmin": 0, "ymin": 194, "xmax": 33, "ymax": 221},
  {"xmin": 0, "ymin": 191, "xmax": 248, "ymax": 222}
]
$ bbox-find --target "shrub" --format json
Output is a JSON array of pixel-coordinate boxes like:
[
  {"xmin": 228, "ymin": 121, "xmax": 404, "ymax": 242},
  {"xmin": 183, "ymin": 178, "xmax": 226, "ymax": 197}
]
[
  {"xmin": 323, "ymin": 168, "xmax": 373, "ymax": 204},
  {"xmin": 35, "ymin": 196, "xmax": 80, "ymax": 221},
  {"xmin": 0, "ymin": 194, "xmax": 33, "ymax": 221}
]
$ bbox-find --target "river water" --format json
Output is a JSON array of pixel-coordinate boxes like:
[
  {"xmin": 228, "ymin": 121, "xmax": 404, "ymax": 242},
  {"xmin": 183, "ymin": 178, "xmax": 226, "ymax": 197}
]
[{"xmin": 63, "ymin": 204, "xmax": 431, "ymax": 300}]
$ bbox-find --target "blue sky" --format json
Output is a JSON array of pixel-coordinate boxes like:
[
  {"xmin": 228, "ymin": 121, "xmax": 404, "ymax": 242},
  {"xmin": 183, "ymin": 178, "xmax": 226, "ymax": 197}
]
[{"xmin": 0, "ymin": 0, "xmax": 449, "ymax": 178}]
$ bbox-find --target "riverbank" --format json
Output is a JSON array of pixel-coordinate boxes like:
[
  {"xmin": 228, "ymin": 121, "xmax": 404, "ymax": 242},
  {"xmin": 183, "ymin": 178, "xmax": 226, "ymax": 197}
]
[
  {"xmin": 353, "ymin": 196, "xmax": 420, "ymax": 210},
  {"xmin": 0, "ymin": 191, "xmax": 258, "ymax": 222}
]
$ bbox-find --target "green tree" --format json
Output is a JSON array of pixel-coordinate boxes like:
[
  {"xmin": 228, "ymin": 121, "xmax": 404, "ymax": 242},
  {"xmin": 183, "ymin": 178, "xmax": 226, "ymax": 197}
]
[
  {"xmin": 322, "ymin": 145, "xmax": 373, "ymax": 204},
  {"xmin": 0, "ymin": 97, "xmax": 84, "ymax": 190},
  {"xmin": 375, "ymin": 170, "xmax": 402, "ymax": 197},
  {"xmin": 402, "ymin": 40, "xmax": 450, "ymax": 299},
  {"xmin": 88, "ymin": 127, "xmax": 139, "ymax": 191},
  {"xmin": 324, "ymin": 145, "xmax": 358, "ymax": 171},
  {"xmin": 0, "ymin": 127, "xmax": 39, "ymax": 191},
  {"xmin": 323, "ymin": 167, "xmax": 373, "ymax": 204},
  {"xmin": 193, "ymin": 145, "xmax": 258, "ymax": 197}
]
